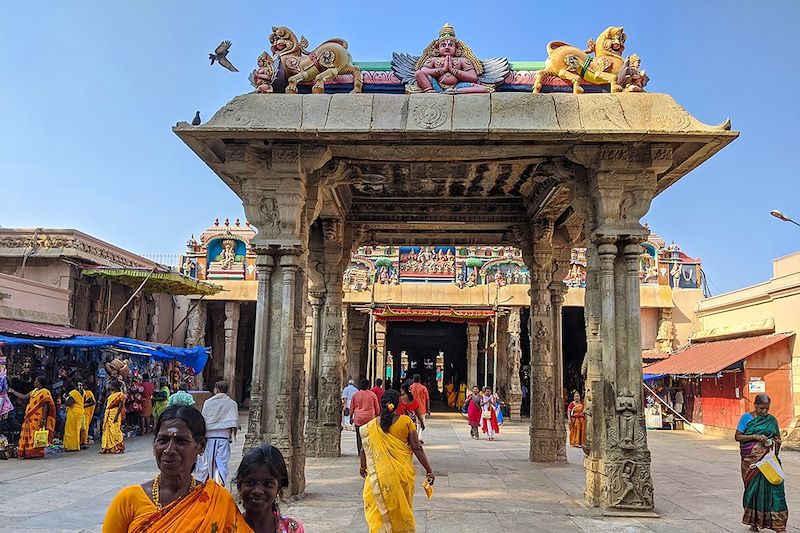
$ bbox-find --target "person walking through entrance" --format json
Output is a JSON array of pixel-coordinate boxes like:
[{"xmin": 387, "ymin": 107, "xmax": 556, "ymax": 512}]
[
  {"xmin": 359, "ymin": 389, "xmax": 435, "ymax": 533},
  {"xmin": 465, "ymin": 386, "xmax": 482, "ymax": 439},
  {"xmin": 341, "ymin": 379, "xmax": 358, "ymax": 429},
  {"xmin": 370, "ymin": 378, "xmax": 385, "ymax": 403},
  {"xmin": 481, "ymin": 387, "xmax": 500, "ymax": 441},
  {"xmin": 568, "ymin": 391, "xmax": 587, "ymax": 447},
  {"xmin": 351, "ymin": 379, "xmax": 380, "ymax": 454},
  {"xmin": 410, "ymin": 374, "xmax": 430, "ymax": 442},
  {"xmin": 446, "ymin": 379, "xmax": 456, "ymax": 408},
  {"xmin": 397, "ymin": 382, "xmax": 426, "ymax": 441}
]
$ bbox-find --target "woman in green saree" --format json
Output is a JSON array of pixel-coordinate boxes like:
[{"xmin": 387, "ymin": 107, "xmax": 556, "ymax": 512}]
[{"xmin": 734, "ymin": 393, "xmax": 788, "ymax": 532}]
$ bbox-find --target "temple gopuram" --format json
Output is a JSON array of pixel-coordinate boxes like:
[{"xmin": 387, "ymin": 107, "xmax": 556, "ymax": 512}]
[{"xmin": 174, "ymin": 23, "xmax": 737, "ymax": 511}]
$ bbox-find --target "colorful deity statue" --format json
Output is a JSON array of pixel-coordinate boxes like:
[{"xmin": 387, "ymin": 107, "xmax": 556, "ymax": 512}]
[
  {"xmin": 616, "ymin": 54, "xmax": 649, "ymax": 92},
  {"xmin": 533, "ymin": 27, "xmax": 630, "ymax": 94},
  {"xmin": 391, "ymin": 24, "xmax": 509, "ymax": 94},
  {"xmin": 249, "ymin": 27, "xmax": 363, "ymax": 94},
  {"xmin": 249, "ymin": 51, "xmax": 280, "ymax": 93}
]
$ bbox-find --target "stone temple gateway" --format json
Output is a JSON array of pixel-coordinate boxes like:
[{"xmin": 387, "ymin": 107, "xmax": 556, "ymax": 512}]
[{"xmin": 174, "ymin": 25, "xmax": 737, "ymax": 513}]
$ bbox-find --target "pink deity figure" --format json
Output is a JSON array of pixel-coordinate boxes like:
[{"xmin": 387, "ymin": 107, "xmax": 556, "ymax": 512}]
[
  {"xmin": 251, "ymin": 52, "xmax": 276, "ymax": 93},
  {"xmin": 414, "ymin": 24, "xmax": 490, "ymax": 94}
]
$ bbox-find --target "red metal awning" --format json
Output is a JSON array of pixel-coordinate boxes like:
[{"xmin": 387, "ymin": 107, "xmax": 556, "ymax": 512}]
[
  {"xmin": 374, "ymin": 307, "xmax": 494, "ymax": 324},
  {"xmin": 0, "ymin": 318, "xmax": 108, "ymax": 339},
  {"xmin": 643, "ymin": 333, "xmax": 794, "ymax": 375}
]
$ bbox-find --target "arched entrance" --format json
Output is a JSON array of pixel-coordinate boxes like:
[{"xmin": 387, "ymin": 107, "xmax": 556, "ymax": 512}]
[{"xmin": 175, "ymin": 91, "xmax": 737, "ymax": 510}]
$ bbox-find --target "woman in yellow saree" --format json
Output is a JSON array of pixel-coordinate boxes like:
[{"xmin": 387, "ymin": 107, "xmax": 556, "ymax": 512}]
[
  {"xmin": 359, "ymin": 389, "xmax": 435, "ymax": 533},
  {"xmin": 8, "ymin": 376, "xmax": 56, "ymax": 459},
  {"xmin": 103, "ymin": 405, "xmax": 251, "ymax": 533},
  {"xmin": 101, "ymin": 381, "xmax": 126, "ymax": 454},
  {"xmin": 82, "ymin": 384, "xmax": 96, "ymax": 445},
  {"xmin": 63, "ymin": 381, "xmax": 86, "ymax": 451}
]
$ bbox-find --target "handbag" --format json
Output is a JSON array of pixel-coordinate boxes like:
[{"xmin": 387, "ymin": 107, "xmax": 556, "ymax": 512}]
[
  {"xmin": 33, "ymin": 429, "xmax": 49, "ymax": 448},
  {"xmin": 481, "ymin": 410, "xmax": 492, "ymax": 420},
  {"xmin": 753, "ymin": 450, "xmax": 785, "ymax": 485}
]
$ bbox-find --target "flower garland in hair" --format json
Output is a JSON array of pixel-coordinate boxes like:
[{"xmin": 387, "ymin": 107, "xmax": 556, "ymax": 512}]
[{"xmin": 386, "ymin": 403, "xmax": 395, "ymax": 412}]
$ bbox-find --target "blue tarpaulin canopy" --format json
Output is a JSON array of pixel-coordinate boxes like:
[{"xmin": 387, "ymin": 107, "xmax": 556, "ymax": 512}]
[{"xmin": 0, "ymin": 334, "xmax": 208, "ymax": 373}]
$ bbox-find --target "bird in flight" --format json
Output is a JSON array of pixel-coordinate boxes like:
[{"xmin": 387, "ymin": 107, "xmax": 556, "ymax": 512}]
[{"xmin": 209, "ymin": 40, "xmax": 239, "ymax": 72}]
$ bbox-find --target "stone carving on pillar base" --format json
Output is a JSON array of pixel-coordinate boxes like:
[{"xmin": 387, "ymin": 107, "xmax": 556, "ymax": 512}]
[
  {"xmin": 529, "ymin": 429, "xmax": 561, "ymax": 462},
  {"xmin": 606, "ymin": 460, "xmax": 654, "ymax": 510},
  {"xmin": 244, "ymin": 387, "xmax": 265, "ymax": 453}
]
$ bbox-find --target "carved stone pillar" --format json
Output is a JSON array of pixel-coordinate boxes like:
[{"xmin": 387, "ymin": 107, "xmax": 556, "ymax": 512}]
[
  {"xmin": 235, "ymin": 143, "xmax": 330, "ymax": 497},
  {"xmin": 145, "ymin": 295, "xmax": 159, "ymax": 343},
  {"xmin": 549, "ymin": 280, "xmax": 568, "ymax": 461},
  {"xmin": 244, "ymin": 254, "xmax": 273, "ymax": 452},
  {"xmin": 185, "ymin": 300, "xmax": 207, "ymax": 348},
  {"xmin": 527, "ymin": 219, "xmax": 563, "ymax": 462},
  {"xmin": 223, "ymin": 301, "xmax": 240, "ymax": 400},
  {"xmin": 374, "ymin": 321, "xmax": 387, "ymax": 384},
  {"xmin": 569, "ymin": 143, "xmax": 671, "ymax": 512},
  {"xmin": 307, "ymin": 293, "xmax": 324, "ymax": 428},
  {"xmin": 306, "ymin": 218, "xmax": 347, "ymax": 458},
  {"xmin": 185, "ymin": 299, "xmax": 207, "ymax": 390},
  {"xmin": 506, "ymin": 307, "xmax": 523, "ymax": 422},
  {"xmin": 466, "ymin": 323, "xmax": 480, "ymax": 387}
]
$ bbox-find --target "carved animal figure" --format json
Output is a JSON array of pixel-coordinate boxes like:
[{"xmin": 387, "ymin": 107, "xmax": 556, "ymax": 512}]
[
  {"xmin": 533, "ymin": 27, "xmax": 628, "ymax": 94},
  {"xmin": 267, "ymin": 26, "xmax": 362, "ymax": 94},
  {"xmin": 209, "ymin": 40, "xmax": 239, "ymax": 72}
]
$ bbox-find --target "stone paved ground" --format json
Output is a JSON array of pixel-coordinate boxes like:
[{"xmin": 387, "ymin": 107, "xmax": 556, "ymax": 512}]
[{"xmin": 1, "ymin": 413, "xmax": 798, "ymax": 532}]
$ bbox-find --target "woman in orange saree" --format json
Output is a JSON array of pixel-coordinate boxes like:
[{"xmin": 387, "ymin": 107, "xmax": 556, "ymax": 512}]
[
  {"xmin": 568, "ymin": 392, "xmax": 587, "ymax": 447},
  {"xmin": 8, "ymin": 376, "xmax": 56, "ymax": 459},
  {"xmin": 101, "ymin": 381, "xmax": 126, "ymax": 454},
  {"xmin": 103, "ymin": 405, "xmax": 251, "ymax": 532}
]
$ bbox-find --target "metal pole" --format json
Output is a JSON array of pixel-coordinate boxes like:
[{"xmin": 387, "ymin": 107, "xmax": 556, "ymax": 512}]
[
  {"xmin": 164, "ymin": 295, "xmax": 206, "ymax": 345},
  {"xmin": 103, "ymin": 267, "xmax": 158, "ymax": 334},
  {"xmin": 366, "ymin": 308, "xmax": 374, "ymax": 382},
  {"xmin": 493, "ymin": 310, "xmax": 499, "ymax": 391},
  {"xmin": 483, "ymin": 319, "xmax": 490, "ymax": 388}
]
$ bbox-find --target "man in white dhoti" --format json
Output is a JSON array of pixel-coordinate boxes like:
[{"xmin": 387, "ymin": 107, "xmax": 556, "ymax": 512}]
[{"xmin": 195, "ymin": 380, "xmax": 239, "ymax": 485}]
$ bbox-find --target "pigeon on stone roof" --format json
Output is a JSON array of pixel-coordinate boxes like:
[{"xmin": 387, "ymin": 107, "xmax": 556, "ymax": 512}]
[
  {"xmin": 191, "ymin": 111, "xmax": 201, "ymax": 126},
  {"xmin": 209, "ymin": 40, "xmax": 239, "ymax": 72}
]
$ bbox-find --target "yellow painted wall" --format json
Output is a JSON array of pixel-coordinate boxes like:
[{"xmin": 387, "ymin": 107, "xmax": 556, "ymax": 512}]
[{"xmin": 697, "ymin": 252, "xmax": 800, "ymax": 420}]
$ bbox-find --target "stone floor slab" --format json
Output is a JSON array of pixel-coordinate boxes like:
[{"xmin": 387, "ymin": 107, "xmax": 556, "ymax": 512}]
[{"xmin": 1, "ymin": 413, "xmax": 799, "ymax": 532}]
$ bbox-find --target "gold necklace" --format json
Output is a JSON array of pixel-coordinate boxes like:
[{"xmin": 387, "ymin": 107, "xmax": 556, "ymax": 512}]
[{"xmin": 151, "ymin": 474, "xmax": 197, "ymax": 510}]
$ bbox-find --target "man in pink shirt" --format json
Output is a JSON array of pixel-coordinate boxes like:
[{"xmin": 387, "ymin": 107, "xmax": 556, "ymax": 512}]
[
  {"xmin": 370, "ymin": 378, "xmax": 385, "ymax": 403},
  {"xmin": 350, "ymin": 378, "xmax": 380, "ymax": 454}
]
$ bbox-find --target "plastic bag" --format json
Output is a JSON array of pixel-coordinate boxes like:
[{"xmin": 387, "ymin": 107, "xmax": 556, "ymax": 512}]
[
  {"xmin": 753, "ymin": 450, "xmax": 785, "ymax": 485},
  {"xmin": 33, "ymin": 429, "xmax": 49, "ymax": 448}
]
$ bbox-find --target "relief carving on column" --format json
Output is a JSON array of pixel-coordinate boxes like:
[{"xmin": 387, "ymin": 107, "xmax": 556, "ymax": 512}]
[
  {"xmin": 606, "ymin": 460, "xmax": 654, "ymax": 510},
  {"xmin": 655, "ymin": 307, "xmax": 675, "ymax": 353}
]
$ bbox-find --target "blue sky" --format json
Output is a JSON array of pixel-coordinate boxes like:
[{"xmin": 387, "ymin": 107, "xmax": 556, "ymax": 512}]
[{"xmin": 2, "ymin": 1, "xmax": 798, "ymax": 294}]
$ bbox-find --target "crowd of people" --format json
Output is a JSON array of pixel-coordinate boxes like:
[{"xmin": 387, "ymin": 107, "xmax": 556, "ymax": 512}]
[{"xmin": 4, "ymin": 354, "xmax": 790, "ymax": 532}]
